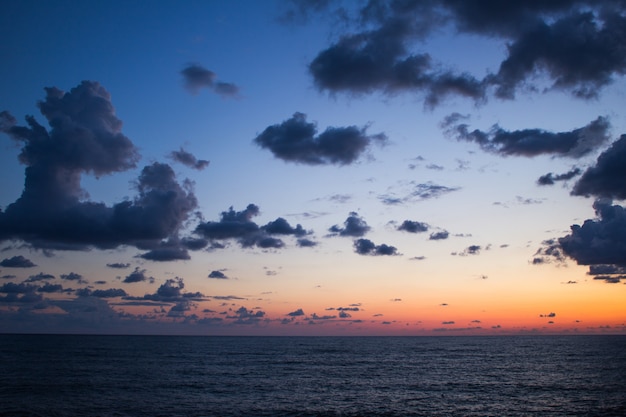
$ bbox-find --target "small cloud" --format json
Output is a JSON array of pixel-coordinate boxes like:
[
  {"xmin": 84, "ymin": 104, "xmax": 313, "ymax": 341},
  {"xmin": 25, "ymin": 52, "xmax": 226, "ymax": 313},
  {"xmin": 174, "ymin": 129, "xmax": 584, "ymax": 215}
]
[
  {"xmin": 208, "ymin": 270, "xmax": 228, "ymax": 280},
  {"xmin": 353, "ymin": 238, "xmax": 399, "ymax": 256},
  {"xmin": 0, "ymin": 255, "xmax": 36, "ymax": 268},
  {"xmin": 181, "ymin": 64, "xmax": 240, "ymax": 98},
  {"xmin": 287, "ymin": 308, "xmax": 305, "ymax": 317},
  {"xmin": 106, "ymin": 263, "xmax": 130, "ymax": 269},
  {"xmin": 168, "ymin": 147, "xmax": 209, "ymax": 170}
]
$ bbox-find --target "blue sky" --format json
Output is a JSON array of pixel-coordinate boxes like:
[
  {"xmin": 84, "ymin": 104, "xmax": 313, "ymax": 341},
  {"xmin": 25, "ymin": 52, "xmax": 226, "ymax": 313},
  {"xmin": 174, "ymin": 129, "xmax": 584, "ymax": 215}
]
[{"xmin": 1, "ymin": 0, "xmax": 625, "ymax": 335}]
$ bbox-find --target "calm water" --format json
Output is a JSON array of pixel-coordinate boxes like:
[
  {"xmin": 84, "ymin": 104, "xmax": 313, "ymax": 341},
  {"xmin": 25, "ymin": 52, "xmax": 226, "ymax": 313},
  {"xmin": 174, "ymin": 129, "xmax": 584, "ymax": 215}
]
[{"xmin": 0, "ymin": 335, "xmax": 625, "ymax": 416}]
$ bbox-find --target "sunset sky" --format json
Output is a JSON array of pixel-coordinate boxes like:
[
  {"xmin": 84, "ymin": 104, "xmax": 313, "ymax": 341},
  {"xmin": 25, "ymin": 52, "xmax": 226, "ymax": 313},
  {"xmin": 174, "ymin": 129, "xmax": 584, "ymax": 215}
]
[{"xmin": 1, "ymin": 0, "xmax": 625, "ymax": 335}]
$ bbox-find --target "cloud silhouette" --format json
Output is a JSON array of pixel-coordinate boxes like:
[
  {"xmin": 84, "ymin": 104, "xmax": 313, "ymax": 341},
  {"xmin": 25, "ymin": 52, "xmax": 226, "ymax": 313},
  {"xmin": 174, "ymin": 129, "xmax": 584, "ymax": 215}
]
[
  {"xmin": 537, "ymin": 168, "xmax": 581, "ymax": 186},
  {"xmin": 398, "ymin": 220, "xmax": 429, "ymax": 233},
  {"xmin": 168, "ymin": 147, "xmax": 209, "ymax": 170},
  {"xmin": 208, "ymin": 270, "xmax": 228, "ymax": 279},
  {"xmin": 305, "ymin": 1, "xmax": 626, "ymax": 103},
  {"xmin": 253, "ymin": 112, "xmax": 387, "ymax": 165},
  {"xmin": 0, "ymin": 255, "xmax": 36, "ymax": 268},
  {"xmin": 572, "ymin": 134, "xmax": 626, "ymax": 199},
  {"xmin": 181, "ymin": 64, "xmax": 240, "ymax": 98},
  {"xmin": 443, "ymin": 114, "xmax": 610, "ymax": 158},
  {"xmin": 329, "ymin": 212, "xmax": 370, "ymax": 237},
  {"xmin": 0, "ymin": 82, "xmax": 198, "ymax": 253},
  {"xmin": 354, "ymin": 238, "xmax": 399, "ymax": 256}
]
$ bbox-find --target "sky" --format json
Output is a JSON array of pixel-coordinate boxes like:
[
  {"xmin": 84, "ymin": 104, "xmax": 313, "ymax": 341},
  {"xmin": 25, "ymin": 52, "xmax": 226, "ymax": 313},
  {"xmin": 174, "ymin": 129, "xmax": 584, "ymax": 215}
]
[{"xmin": 1, "ymin": 0, "xmax": 626, "ymax": 336}]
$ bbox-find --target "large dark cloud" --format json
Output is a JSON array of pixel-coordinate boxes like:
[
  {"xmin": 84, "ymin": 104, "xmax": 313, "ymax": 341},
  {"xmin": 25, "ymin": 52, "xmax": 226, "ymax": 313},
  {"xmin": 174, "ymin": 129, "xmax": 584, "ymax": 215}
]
[
  {"xmin": 443, "ymin": 114, "xmax": 610, "ymax": 158},
  {"xmin": 253, "ymin": 112, "xmax": 387, "ymax": 165},
  {"xmin": 572, "ymin": 134, "xmax": 626, "ymax": 199},
  {"xmin": 329, "ymin": 212, "xmax": 370, "ymax": 237},
  {"xmin": 195, "ymin": 204, "xmax": 310, "ymax": 250},
  {"xmin": 0, "ymin": 82, "xmax": 198, "ymax": 254},
  {"xmin": 181, "ymin": 64, "xmax": 240, "ymax": 98},
  {"xmin": 559, "ymin": 199, "xmax": 626, "ymax": 267},
  {"xmin": 305, "ymin": 1, "xmax": 626, "ymax": 104}
]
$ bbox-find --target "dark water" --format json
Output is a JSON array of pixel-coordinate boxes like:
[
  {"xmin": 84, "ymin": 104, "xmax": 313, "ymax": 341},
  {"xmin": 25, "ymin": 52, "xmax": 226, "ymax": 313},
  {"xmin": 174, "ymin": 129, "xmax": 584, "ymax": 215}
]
[{"xmin": 1, "ymin": 335, "xmax": 625, "ymax": 416}]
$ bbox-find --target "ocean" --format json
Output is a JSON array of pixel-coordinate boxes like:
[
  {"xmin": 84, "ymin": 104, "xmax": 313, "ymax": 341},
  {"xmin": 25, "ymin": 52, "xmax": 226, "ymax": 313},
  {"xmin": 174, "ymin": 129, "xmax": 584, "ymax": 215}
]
[{"xmin": 0, "ymin": 334, "xmax": 625, "ymax": 416}]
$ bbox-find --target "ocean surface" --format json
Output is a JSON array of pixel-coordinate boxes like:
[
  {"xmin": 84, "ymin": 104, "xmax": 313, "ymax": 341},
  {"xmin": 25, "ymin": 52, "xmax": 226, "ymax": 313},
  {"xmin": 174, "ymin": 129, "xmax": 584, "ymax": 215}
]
[{"xmin": 1, "ymin": 335, "xmax": 625, "ymax": 416}]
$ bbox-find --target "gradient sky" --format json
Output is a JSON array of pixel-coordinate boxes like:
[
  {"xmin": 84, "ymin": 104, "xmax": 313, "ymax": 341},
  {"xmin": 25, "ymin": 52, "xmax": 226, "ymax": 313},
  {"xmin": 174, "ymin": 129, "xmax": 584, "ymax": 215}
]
[{"xmin": 1, "ymin": 0, "xmax": 626, "ymax": 335}]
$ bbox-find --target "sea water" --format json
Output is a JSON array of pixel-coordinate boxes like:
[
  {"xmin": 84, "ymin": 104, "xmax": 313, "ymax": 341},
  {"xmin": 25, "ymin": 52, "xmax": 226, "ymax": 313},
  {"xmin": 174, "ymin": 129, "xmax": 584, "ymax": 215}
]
[{"xmin": 1, "ymin": 335, "xmax": 625, "ymax": 416}]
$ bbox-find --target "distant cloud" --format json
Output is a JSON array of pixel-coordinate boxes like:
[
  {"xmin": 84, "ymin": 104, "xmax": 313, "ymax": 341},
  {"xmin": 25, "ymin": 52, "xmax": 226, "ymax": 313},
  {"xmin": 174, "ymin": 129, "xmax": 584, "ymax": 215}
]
[
  {"xmin": 25, "ymin": 273, "xmax": 55, "ymax": 282},
  {"xmin": 429, "ymin": 231, "xmax": 449, "ymax": 241},
  {"xmin": 195, "ymin": 204, "xmax": 309, "ymax": 250},
  {"xmin": 354, "ymin": 238, "xmax": 399, "ymax": 256},
  {"xmin": 208, "ymin": 270, "xmax": 228, "ymax": 280},
  {"xmin": 253, "ymin": 112, "xmax": 387, "ymax": 165},
  {"xmin": 537, "ymin": 168, "xmax": 581, "ymax": 186},
  {"xmin": 379, "ymin": 181, "xmax": 460, "ymax": 205},
  {"xmin": 181, "ymin": 64, "xmax": 240, "ymax": 98},
  {"xmin": 287, "ymin": 308, "xmax": 305, "ymax": 317},
  {"xmin": 106, "ymin": 262, "xmax": 130, "ymax": 269},
  {"xmin": 297, "ymin": 238, "xmax": 318, "ymax": 247},
  {"xmin": 138, "ymin": 239, "xmax": 191, "ymax": 262},
  {"xmin": 442, "ymin": 113, "xmax": 610, "ymax": 158},
  {"xmin": 328, "ymin": 212, "xmax": 370, "ymax": 237},
  {"xmin": 397, "ymin": 220, "xmax": 429, "ymax": 233},
  {"xmin": 168, "ymin": 147, "xmax": 209, "ymax": 170},
  {"xmin": 60, "ymin": 272, "xmax": 87, "ymax": 284},
  {"xmin": 123, "ymin": 267, "xmax": 154, "ymax": 284},
  {"xmin": 0, "ymin": 82, "xmax": 198, "ymax": 254},
  {"xmin": 0, "ymin": 255, "xmax": 36, "ymax": 268}
]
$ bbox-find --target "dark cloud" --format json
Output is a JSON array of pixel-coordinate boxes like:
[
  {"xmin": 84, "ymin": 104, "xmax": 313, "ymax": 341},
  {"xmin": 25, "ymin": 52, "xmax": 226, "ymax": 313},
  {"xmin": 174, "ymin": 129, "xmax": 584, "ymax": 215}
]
[
  {"xmin": 308, "ymin": 8, "xmax": 486, "ymax": 109},
  {"xmin": 253, "ymin": 112, "xmax": 387, "ymax": 165},
  {"xmin": 181, "ymin": 64, "xmax": 240, "ymax": 98},
  {"xmin": 487, "ymin": 8, "xmax": 626, "ymax": 99},
  {"xmin": 572, "ymin": 134, "xmax": 626, "ymax": 199},
  {"xmin": 537, "ymin": 168, "xmax": 581, "ymax": 186},
  {"xmin": 443, "ymin": 113, "xmax": 610, "ymax": 158},
  {"xmin": 168, "ymin": 148, "xmax": 209, "ymax": 171},
  {"xmin": 0, "ymin": 82, "xmax": 198, "ymax": 252},
  {"xmin": 261, "ymin": 217, "xmax": 308, "ymax": 237},
  {"xmin": 329, "ymin": 212, "xmax": 370, "ymax": 237},
  {"xmin": 287, "ymin": 308, "xmax": 305, "ymax": 317},
  {"xmin": 195, "ymin": 205, "xmax": 310, "ymax": 250},
  {"xmin": 227, "ymin": 306, "xmax": 266, "ymax": 324},
  {"xmin": 106, "ymin": 262, "xmax": 130, "ymax": 269},
  {"xmin": 429, "ymin": 231, "xmax": 449, "ymax": 240},
  {"xmin": 136, "ymin": 277, "xmax": 205, "ymax": 303},
  {"xmin": 60, "ymin": 272, "xmax": 87, "ymax": 284},
  {"xmin": 305, "ymin": 1, "xmax": 626, "ymax": 103},
  {"xmin": 208, "ymin": 270, "xmax": 228, "ymax": 279},
  {"xmin": 138, "ymin": 239, "xmax": 191, "ymax": 262},
  {"xmin": 297, "ymin": 238, "xmax": 318, "ymax": 247},
  {"xmin": 123, "ymin": 267, "xmax": 154, "ymax": 284},
  {"xmin": 77, "ymin": 288, "xmax": 127, "ymax": 298},
  {"xmin": 0, "ymin": 255, "xmax": 36, "ymax": 268},
  {"xmin": 37, "ymin": 283, "xmax": 67, "ymax": 293},
  {"xmin": 0, "ymin": 282, "xmax": 37, "ymax": 294},
  {"xmin": 354, "ymin": 238, "xmax": 399, "ymax": 256},
  {"xmin": 25, "ymin": 272, "xmax": 55, "ymax": 282},
  {"xmin": 398, "ymin": 220, "xmax": 429, "ymax": 233},
  {"xmin": 558, "ymin": 199, "xmax": 626, "ymax": 268}
]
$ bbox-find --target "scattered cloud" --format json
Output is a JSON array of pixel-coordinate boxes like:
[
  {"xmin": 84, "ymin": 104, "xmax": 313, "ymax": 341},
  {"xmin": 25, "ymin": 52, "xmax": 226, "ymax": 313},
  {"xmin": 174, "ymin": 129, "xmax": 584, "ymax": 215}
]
[
  {"xmin": 353, "ymin": 238, "xmax": 399, "ymax": 256},
  {"xmin": 181, "ymin": 64, "xmax": 240, "ymax": 98},
  {"xmin": 572, "ymin": 134, "xmax": 626, "ymax": 199},
  {"xmin": 208, "ymin": 270, "xmax": 228, "ymax": 280},
  {"xmin": 328, "ymin": 212, "xmax": 370, "ymax": 237},
  {"xmin": 442, "ymin": 113, "xmax": 609, "ymax": 158},
  {"xmin": 0, "ymin": 255, "xmax": 36, "ymax": 268},
  {"xmin": 397, "ymin": 220, "xmax": 428, "ymax": 233},
  {"xmin": 537, "ymin": 168, "xmax": 581, "ymax": 186},
  {"xmin": 168, "ymin": 147, "xmax": 209, "ymax": 170},
  {"xmin": 253, "ymin": 112, "xmax": 387, "ymax": 165}
]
